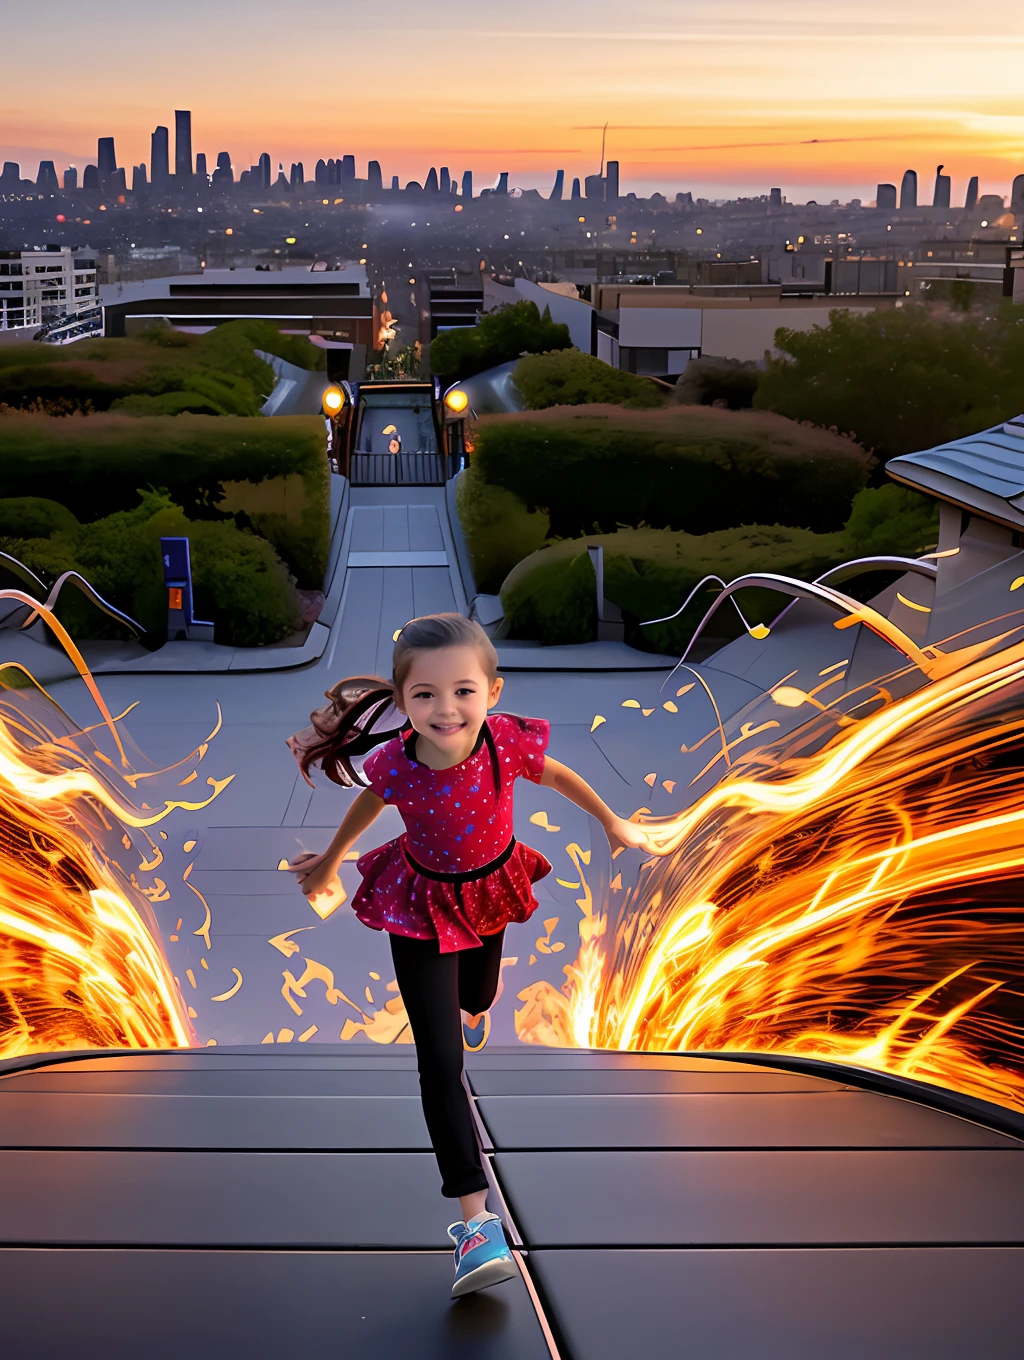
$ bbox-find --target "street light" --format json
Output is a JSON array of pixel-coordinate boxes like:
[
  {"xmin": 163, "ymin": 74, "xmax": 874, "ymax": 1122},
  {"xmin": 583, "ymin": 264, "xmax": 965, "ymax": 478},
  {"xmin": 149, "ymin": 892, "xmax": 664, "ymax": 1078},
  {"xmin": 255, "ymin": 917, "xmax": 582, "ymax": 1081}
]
[
  {"xmin": 445, "ymin": 389, "xmax": 469, "ymax": 413},
  {"xmin": 322, "ymin": 386, "xmax": 345, "ymax": 417}
]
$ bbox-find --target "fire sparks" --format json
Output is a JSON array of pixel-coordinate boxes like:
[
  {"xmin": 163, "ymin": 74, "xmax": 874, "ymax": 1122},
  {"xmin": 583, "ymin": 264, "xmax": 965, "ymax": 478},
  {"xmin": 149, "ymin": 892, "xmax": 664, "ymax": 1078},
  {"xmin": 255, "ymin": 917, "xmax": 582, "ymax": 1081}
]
[
  {"xmin": 517, "ymin": 628, "xmax": 1024, "ymax": 1114},
  {"xmin": 0, "ymin": 591, "xmax": 230, "ymax": 1059}
]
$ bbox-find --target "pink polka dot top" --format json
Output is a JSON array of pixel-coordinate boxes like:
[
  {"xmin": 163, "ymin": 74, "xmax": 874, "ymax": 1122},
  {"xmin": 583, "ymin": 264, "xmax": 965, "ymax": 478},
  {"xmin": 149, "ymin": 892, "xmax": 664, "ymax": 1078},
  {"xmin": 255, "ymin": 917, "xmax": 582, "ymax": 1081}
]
[{"xmin": 350, "ymin": 713, "xmax": 553, "ymax": 952}]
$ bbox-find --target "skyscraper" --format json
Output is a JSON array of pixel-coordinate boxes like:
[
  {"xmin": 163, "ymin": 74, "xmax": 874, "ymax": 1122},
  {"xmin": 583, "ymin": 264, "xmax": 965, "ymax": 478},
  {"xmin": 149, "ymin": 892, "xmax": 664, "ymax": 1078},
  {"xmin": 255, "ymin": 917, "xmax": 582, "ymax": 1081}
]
[
  {"xmin": 258, "ymin": 153, "xmax": 271, "ymax": 190},
  {"xmin": 341, "ymin": 154, "xmax": 356, "ymax": 184},
  {"xmin": 195, "ymin": 153, "xmax": 208, "ymax": 182},
  {"xmin": 175, "ymin": 110, "xmax": 193, "ymax": 179},
  {"xmin": 151, "ymin": 126, "xmax": 170, "ymax": 185},
  {"xmin": 36, "ymin": 161, "xmax": 59, "ymax": 192},
  {"xmin": 439, "ymin": 167, "xmax": 450, "ymax": 195},
  {"xmin": 965, "ymin": 176, "xmax": 979, "ymax": 211},
  {"xmin": 83, "ymin": 165, "xmax": 100, "ymax": 194},
  {"xmin": 570, "ymin": 176, "xmax": 581, "ymax": 200},
  {"xmin": 876, "ymin": 183, "xmax": 897, "ymax": 210},
  {"xmin": 213, "ymin": 152, "xmax": 233, "ymax": 187},
  {"xmin": 1012, "ymin": 174, "xmax": 1024, "ymax": 209},
  {"xmin": 132, "ymin": 164, "xmax": 148, "ymax": 193},
  {"xmin": 97, "ymin": 137, "xmax": 117, "ymax": 182},
  {"xmin": 461, "ymin": 169, "xmax": 472, "ymax": 199},
  {"xmin": 900, "ymin": 169, "xmax": 917, "ymax": 210},
  {"xmin": 584, "ymin": 173, "xmax": 604, "ymax": 200},
  {"xmin": 495, "ymin": 171, "xmax": 509, "ymax": 195},
  {"xmin": 549, "ymin": 170, "xmax": 564, "ymax": 201},
  {"xmin": 606, "ymin": 160, "xmax": 620, "ymax": 201},
  {"xmin": 315, "ymin": 159, "xmax": 328, "ymax": 186},
  {"xmin": 290, "ymin": 162, "xmax": 304, "ymax": 187},
  {"xmin": 425, "ymin": 167, "xmax": 439, "ymax": 194},
  {"xmin": 768, "ymin": 185, "xmax": 782, "ymax": 208},
  {"xmin": 367, "ymin": 160, "xmax": 383, "ymax": 197},
  {"xmin": 63, "ymin": 166, "xmax": 78, "ymax": 191},
  {"xmin": 933, "ymin": 164, "xmax": 950, "ymax": 209}
]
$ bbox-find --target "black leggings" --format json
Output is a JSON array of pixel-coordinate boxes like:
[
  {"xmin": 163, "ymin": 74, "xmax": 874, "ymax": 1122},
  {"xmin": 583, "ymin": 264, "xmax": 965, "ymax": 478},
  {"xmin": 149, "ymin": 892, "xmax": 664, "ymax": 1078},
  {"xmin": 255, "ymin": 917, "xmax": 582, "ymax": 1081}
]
[{"xmin": 390, "ymin": 928, "xmax": 505, "ymax": 1199}]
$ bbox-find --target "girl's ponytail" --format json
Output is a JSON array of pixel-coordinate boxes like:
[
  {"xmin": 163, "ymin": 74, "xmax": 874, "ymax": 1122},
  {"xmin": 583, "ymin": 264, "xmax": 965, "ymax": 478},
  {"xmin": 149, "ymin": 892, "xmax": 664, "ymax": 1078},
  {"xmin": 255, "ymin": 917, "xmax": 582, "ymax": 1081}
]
[{"xmin": 287, "ymin": 676, "xmax": 404, "ymax": 788}]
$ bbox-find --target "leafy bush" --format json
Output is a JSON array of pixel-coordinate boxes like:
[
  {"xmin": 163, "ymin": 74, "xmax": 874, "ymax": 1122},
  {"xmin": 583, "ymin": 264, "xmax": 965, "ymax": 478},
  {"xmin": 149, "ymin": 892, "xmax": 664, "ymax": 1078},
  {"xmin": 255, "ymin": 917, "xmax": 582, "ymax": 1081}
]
[
  {"xmin": 513, "ymin": 349, "xmax": 664, "ymax": 410},
  {"xmin": 9, "ymin": 489, "xmax": 302, "ymax": 647},
  {"xmin": 674, "ymin": 355, "xmax": 759, "ymax": 409},
  {"xmin": 754, "ymin": 304, "xmax": 1024, "ymax": 461},
  {"xmin": 455, "ymin": 464, "xmax": 550, "ymax": 593},
  {"xmin": 430, "ymin": 301, "xmax": 572, "ymax": 383},
  {"xmin": 500, "ymin": 524, "xmax": 846, "ymax": 651},
  {"xmin": 842, "ymin": 484, "xmax": 940, "ymax": 558},
  {"xmin": 474, "ymin": 405, "xmax": 870, "ymax": 539},
  {"xmin": 0, "ymin": 497, "xmax": 79, "ymax": 539},
  {"xmin": 0, "ymin": 412, "xmax": 329, "ymax": 586}
]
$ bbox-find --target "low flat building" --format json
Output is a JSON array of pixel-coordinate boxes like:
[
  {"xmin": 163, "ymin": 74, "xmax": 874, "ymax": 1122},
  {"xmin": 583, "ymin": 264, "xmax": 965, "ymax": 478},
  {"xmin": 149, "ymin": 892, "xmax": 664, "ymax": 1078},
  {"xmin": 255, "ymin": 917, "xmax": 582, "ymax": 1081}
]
[
  {"xmin": 100, "ymin": 265, "xmax": 375, "ymax": 360},
  {"xmin": 0, "ymin": 245, "xmax": 98, "ymax": 333}
]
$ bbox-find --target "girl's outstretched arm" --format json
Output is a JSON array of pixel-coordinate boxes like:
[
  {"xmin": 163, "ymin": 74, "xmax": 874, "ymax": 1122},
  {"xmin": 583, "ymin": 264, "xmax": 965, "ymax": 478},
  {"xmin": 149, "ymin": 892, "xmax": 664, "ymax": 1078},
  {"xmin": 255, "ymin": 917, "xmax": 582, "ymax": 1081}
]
[
  {"xmin": 286, "ymin": 787, "xmax": 385, "ymax": 902},
  {"xmin": 540, "ymin": 757, "xmax": 649, "ymax": 853}
]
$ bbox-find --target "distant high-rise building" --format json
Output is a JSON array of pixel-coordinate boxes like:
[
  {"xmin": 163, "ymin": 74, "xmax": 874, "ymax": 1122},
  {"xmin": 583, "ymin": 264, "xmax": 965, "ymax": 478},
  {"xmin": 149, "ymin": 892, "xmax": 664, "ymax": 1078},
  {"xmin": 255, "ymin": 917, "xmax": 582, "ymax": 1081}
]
[
  {"xmin": 290, "ymin": 162, "xmax": 304, "ymax": 187},
  {"xmin": 315, "ymin": 159, "xmax": 328, "ymax": 186},
  {"xmin": 677, "ymin": 191, "xmax": 693, "ymax": 207},
  {"xmin": 63, "ymin": 166, "xmax": 78, "ymax": 191},
  {"xmin": 174, "ymin": 110, "xmax": 193, "ymax": 178},
  {"xmin": 367, "ymin": 160, "xmax": 383, "ymax": 196},
  {"xmin": 35, "ymin": 160, "xmax": 59, "ymax": 192},
  {"xmin": 461, "ymin": 169, "xmax": 472, "ymax": 199},
  {"xmin": 132, "ymin": 163, "xmax": 147, "ymax": 193},
  {"xmin": 495, "ymin": 171, "xmax": 509, "ymax": 195},
  {"xmin": 341, "ymin": 154, "xmax": 356, "ymax": 184},
  {"xmin": 327, "ymin": 159, "xmax": 339, "ymax": 185},
  {"xmin": 151, "ymin": 126, "xmax": 170, "ymax": 185},
  {"xmin": 571, "ymin": 176, "xmax": 581, "ymax": 200},
  {"xmin": 900, "ymin": 169, "xmax": 917, "ymax": 209},
  {"xmin": 195, "ymin": 153, "xmax": 208, "ymax": 182},
  {"xmin": 1012, "ymin": 174, "xmax": 1024, "ymax": 209},
  {"xmin": 108, "ymin": 168, "xmax": 127, "ymax": 196},
  {"xmin": 82, "ymin": 164, "xmax": 100, "ymax": 194},
  {"xmin": 391, "ymin": 174, "xmax": 400, "ymax": 191},
  {"xmin": 584, "ymin": 173, "xmax": 604, "ymax": 200},
  {"xmin": 606, "ymin": 160, "xmax": 620, "ymax": 201},
  {"xmin": 933, "ymin": 164, "xmax": 950, "ymax": 209},
  {"xmin": 439, "ymin": 167, "xmax": 450, "ymax": 195},
  {"xmin": 876, "ymin": 183, "xmax": 897, "ymax": 210},
  {"xmin": 258, "ymin": 153, "xmax": 271, "ymax": 190},
  {"xmin": 213, "ymin": 151, "xmax": 233, "ymax": 187},
  {"xmin": 425, "ymin": 167, "xmax": 439, "ymax": 194},
  {"xmin": 549, "ymin": 170, "xmax": 564, "ymax": 201},
  {"xmin": 0, "ymin": 162, "xmax": 21, "ymax": 189},
  {"xmin": 97, "ymin": 137, "xmax": 117, "ymax": 182},
  {"xmin": 769, "ymin": 185, "xmax": 782, "ymax": 208},
  {"xmin": 274, "ymin": 165, "xmax": 290, "ymax": 191},
  {"xmin": 965, "ymin": 176, "xmax": 979, "ymax": 210}
]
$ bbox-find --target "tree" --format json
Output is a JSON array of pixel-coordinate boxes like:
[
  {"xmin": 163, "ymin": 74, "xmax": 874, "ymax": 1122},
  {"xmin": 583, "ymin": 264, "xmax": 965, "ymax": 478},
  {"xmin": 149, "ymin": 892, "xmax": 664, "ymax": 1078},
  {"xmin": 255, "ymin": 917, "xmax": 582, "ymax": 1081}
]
[
  {"xmin": 429, "ymin": 300, "xmax": 571, "ymax": 382},
  {"xmin": 754, "ymin": 304, "xmax": 1024, "ymax": 462},
  {"xmin": 513, "ymin": 349, "xmax": 663, "ymax": 409}
]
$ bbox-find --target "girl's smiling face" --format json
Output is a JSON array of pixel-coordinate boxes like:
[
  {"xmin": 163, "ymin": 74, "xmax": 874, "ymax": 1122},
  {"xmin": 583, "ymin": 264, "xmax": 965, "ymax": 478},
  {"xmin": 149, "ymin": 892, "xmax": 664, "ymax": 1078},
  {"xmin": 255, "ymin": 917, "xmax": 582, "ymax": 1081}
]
[{"xmin": 396, "ymin": 646, "xmax": 503, "ymax": 753}]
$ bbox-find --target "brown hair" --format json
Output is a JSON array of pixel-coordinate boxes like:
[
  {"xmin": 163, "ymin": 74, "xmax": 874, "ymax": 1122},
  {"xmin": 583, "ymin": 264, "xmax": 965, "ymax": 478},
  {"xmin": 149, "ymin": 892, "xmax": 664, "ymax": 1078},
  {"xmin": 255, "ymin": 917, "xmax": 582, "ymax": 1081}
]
[{"xmin": 287, "ymin": 613, "xmax": 499, "ymax": 788}]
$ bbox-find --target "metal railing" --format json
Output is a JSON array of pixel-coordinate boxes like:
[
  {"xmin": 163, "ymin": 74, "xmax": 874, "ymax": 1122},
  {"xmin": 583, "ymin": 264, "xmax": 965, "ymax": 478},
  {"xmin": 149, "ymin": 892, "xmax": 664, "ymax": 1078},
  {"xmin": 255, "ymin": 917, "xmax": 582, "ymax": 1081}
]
[{"xmin": 348, "ymin": 451, "xmax": 450, "ymax": 486}]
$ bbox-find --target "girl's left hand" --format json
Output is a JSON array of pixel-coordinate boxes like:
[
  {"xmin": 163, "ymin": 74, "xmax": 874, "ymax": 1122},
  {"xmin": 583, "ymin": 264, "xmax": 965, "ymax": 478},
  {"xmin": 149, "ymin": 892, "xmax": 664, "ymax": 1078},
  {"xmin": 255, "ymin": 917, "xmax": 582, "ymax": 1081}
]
[{"xmin": 604, "ymin": 815, "xmax": 651, "ymax": 854}]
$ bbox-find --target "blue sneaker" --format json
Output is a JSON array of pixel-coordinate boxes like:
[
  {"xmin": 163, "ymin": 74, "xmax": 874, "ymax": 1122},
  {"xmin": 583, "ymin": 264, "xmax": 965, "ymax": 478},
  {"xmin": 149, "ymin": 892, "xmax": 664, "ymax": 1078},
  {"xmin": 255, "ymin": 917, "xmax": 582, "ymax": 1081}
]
[{"xmin": 447, "ymin": 1211, "xmax": 516, "ymax": 1298}]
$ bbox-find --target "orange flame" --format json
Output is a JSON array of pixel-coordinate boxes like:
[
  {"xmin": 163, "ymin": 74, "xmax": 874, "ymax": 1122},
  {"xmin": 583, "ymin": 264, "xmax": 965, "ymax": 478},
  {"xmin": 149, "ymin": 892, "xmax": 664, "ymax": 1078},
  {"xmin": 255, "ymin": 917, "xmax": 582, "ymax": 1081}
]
[
  {"xmin": 0, "ymin": 591, "xmax": 231, "ymax": 1059},
  {"xmin": 517, "ymin": 629, "xmax": 1024, "ymax": 1114}
]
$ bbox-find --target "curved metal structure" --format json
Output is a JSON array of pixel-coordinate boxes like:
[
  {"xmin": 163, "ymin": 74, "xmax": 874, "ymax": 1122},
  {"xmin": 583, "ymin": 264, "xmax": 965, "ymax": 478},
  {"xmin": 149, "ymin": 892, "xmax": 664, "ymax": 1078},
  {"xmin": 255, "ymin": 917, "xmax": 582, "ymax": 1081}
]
[{"xmin": 1, "ymin": 556, "xmax": 145, "ymax": 636}]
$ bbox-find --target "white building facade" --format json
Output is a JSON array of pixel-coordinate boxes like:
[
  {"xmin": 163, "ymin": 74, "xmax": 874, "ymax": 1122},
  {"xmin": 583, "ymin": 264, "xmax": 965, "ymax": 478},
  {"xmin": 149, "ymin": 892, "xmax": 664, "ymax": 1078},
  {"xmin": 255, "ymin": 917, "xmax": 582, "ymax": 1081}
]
[{"xmin": 0, "ymin": 247, "xmax": 99, "ymax": 332}]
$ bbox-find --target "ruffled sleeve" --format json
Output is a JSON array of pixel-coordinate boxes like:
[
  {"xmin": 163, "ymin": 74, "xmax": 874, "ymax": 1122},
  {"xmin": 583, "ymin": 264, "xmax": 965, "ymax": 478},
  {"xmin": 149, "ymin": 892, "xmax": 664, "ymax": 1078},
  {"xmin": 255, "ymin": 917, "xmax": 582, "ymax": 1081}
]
[
  {"xmin": 360, "ymin": 741, "xmax": 402, "ymax": 802},
  {"xmin": 499, "ymin": 713, "xmax": 550, "ymax": 785}
]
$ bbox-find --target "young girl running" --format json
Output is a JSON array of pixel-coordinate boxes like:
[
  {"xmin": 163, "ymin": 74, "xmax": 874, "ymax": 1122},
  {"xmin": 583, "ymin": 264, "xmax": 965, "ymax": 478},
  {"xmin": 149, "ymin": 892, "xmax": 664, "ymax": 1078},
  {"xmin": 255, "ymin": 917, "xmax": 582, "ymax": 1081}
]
[{"xmin": 286, "ymin": 612, "xmax": 649, "ymax": 1298}]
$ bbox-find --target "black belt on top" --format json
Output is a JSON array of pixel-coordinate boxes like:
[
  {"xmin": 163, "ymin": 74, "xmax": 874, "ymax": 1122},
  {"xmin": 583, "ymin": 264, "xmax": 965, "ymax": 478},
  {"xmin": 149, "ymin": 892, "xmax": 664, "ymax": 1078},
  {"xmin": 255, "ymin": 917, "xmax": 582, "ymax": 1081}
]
[{"xmin": 402, "ymin": 837, "xmax": 517, "ymax": 885}]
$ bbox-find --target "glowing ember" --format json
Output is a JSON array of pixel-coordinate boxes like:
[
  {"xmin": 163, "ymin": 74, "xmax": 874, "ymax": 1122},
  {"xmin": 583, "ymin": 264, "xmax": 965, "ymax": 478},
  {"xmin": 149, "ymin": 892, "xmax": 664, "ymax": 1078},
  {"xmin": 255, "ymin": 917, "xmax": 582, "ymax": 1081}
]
[
  {"xmin": 0, "ymin": 590, "xmax": 230, "ymax": 1059},
  {"xmin": 517, "ymin": 627, "xmax": 1024, "ymax": 1113}
]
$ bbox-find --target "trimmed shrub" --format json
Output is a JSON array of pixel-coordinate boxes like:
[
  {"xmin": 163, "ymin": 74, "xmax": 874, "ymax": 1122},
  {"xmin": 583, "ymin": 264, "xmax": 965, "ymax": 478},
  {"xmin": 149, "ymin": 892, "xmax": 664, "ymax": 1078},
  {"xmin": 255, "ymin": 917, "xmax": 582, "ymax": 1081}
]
[
  {"xmin": 0, "ymin": 497, "xmax": 79, "ymax": 539},
  {"xmin": 9, "ymin": 489, "xmax": 302, "ymax": 647},
  {"xmin": 0, "ymin": 412, "xmax": 329, "ymax": 587},
  {"xmin": 430, "ymin": 301, "xmax": 572, "ymax": 383},
  {"xmin": 513, "ymin": 349, "xmax": 664, "ymax": 410},
  {"xmin": 673, "ymin": 355, "xmax": 759, "ymax": 409},
  {"xmin": 842, "ymin": 484, "xmax": 940, "ymax": 558},
  {"xmin": 500, "ymin": 525, "xmax": 846, "ymax": 651},
  {"xmin": 474, "ymin": 405, "xmax": 871, "ymax": 538},
  {"xmin": 455, "ymin": 464, "xmax": 550, "ymax": 593}
]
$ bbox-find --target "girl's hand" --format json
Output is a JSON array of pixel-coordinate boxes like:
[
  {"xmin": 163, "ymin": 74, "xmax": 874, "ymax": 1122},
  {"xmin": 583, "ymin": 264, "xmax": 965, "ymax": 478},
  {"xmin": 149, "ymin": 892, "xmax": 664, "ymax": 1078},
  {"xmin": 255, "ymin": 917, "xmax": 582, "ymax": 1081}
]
[
  {"xmin": 284, "ymin": 852, "xmax": 345, "ymax": 906},
  {"xmin": 604, "ymin": 815, "xmax": 651, "ymax": 855}
]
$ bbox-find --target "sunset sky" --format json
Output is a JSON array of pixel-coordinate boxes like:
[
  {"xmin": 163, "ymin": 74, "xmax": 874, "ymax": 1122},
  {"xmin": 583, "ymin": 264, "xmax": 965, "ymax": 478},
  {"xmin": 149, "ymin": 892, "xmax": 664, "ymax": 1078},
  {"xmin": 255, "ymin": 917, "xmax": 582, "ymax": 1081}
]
[{"xmin": 3, "ymin": 0, "xmax": 1023, "ymax": 202}]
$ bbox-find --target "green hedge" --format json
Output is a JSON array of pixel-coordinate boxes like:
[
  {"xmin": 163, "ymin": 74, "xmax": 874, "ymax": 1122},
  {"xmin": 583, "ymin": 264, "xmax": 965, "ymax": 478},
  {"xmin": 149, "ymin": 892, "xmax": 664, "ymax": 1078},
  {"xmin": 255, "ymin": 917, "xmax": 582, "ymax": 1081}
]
[
  {"xmin": 0, "ymin": 320, "xmax": 324, "ymax": 417},
  {"xmin": 842, "ymin": 484, "xmax": 940, "ymax": 557},
  {"xmin": 454, "ymin": 464, "xmax": 550, "ymax": 593},
  {"xmin": 4, "ymin": 490, "xmax": 302, "ymax": 648},
  {"xmin": 0, "ymin": 412, "xmax": 329, "ymax": 587},
  {"xmin": 500, "ymin": 524, "xmax": 846, "ymax": 651},
  {"xmin": 473, "ymin": 405, "xmax": 871, "ymax": 539},
  {"xmin": 0, "ymin": 497, "xmax": 79, "ymax": 539},
  {"xmin": 513, "ymin": 350, "xmax": 664, "ymax": 409}
]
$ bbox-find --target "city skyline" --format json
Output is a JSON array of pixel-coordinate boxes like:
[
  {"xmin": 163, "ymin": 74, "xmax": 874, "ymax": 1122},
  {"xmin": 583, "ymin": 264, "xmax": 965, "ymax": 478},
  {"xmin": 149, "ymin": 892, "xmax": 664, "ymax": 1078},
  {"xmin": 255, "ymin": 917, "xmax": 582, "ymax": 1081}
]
[{"xmin": 1, "ymin": 0, "xmax": 1023, "ymax": 202}]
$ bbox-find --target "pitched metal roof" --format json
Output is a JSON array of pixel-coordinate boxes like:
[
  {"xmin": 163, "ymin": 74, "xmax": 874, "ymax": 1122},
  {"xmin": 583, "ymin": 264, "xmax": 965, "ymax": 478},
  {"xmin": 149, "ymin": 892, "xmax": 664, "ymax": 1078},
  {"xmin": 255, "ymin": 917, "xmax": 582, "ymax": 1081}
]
[{"xmin": 887, "ymin": 416, "xmax": 1024, "ymax": 529}]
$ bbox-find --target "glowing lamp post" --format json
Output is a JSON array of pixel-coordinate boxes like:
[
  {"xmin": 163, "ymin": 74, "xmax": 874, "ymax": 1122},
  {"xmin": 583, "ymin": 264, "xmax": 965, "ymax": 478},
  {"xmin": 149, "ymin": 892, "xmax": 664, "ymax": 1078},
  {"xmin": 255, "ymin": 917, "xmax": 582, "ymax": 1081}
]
[
  {"xmin": 443, "ymin": 387, "xmax": 471, "ymax": 473},
  {"xmin": 444, "ymin": 388, "xmax": 469, "ymax": 415},
  {"xmin": 322, "ymin": 385, "xmax": 347, "ymax": 475}
]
